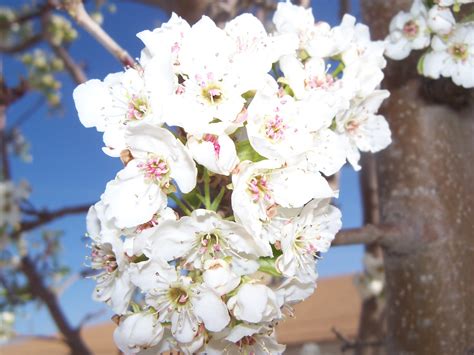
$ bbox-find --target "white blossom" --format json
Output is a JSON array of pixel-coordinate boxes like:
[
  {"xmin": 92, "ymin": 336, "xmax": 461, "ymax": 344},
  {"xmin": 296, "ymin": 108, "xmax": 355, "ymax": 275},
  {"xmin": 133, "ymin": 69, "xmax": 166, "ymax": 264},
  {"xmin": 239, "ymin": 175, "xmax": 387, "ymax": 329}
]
[
  {"xmin": 427, "ymin": 5, "xmax": 455, "ymax": 35},
  {"xmin": 276, "ymin": 199, "xmax": 342, "ymax": 282},
  {"xmin": 335, "ymin": 90, "xmax": 391, "ymax": 170},
  {"xmin": 73, "ymin": 5, "xmax": 395, "ymax": 352},
  {"xmin": 130, "ymin": 259, "xmax": 230, "ymax": 343},
  {"xmin": 422, "ymin": 23, "xmax": 474, "ymax": 88},
  {"xmin": 113, "ymin": 312, "xmax": 164, "ymax": 354},
  {"xmin": 385, "ymin": 0, "xmax": 430, "ymax": 60},
  {"xmin": 101, "ymin": 124, "xmax": 197, "ymax": 229},
  {"xmin": 227, "ymin": 283, "xmax": 282, "ymax": 323},
  {"xmin": 86, "ymin": 202, "xmax": 135, "ymax": 314}
]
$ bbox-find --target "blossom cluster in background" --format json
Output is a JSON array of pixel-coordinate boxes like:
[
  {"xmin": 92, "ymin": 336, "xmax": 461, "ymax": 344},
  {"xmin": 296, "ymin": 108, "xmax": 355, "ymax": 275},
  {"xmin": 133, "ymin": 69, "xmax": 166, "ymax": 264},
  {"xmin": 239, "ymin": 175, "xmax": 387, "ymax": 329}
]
[
  {"xmin": 385, "ymin": 0, "xmax": 474, "ymax": 88},
  {"xmin": 74, "ymin": 1, "xmax": 391, "ymax": 353},
  {"xmin": 0, "ymin": 311, "xmax": 15, "ymax": 344},
  {"xmin": 0, "ymin": 181, "xmax": 30, "ymax": 244}
]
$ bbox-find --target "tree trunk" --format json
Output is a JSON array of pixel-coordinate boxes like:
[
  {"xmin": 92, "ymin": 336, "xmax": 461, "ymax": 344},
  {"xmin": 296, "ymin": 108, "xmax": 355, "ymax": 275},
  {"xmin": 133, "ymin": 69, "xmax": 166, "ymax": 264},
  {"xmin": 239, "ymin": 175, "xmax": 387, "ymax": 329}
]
[{"xmin": 361, "ymin": 1, "xmax": 474, "ymax": 354}]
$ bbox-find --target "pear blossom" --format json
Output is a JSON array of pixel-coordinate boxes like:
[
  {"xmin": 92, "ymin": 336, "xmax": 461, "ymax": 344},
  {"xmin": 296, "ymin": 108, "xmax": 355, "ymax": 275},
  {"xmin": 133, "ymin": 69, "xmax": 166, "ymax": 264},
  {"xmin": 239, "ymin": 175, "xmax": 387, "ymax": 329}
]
[
  {"xmin": 113, "ymin": 312, "xmax": 164, "ymax": 354},
  {"xmin": 75, "ymin": 4, "xmax": 394, "ymax": 352},
  {"xmin": 232, "ymin": 160, "xmax": 335, "ymax": 240},
  {"xmin": 227, "ymin": 283, "xmax": 282, "ymax": 323},
  {"xmin": 73, "ymin": 58, "xmax": 175, "ymax": 156},
  {"xmin": 86, "ymin": 202, "xmax": 135, "ymax": 314},
  {"xmin": 225, "ymin": 13, "xmax": 298, "ymax": 91},
  {"xmin": 421, "ymin": 23, "xmax": 474, "ymax": 88},
  {"xmin": 0, "ymin": 311, "xmax": 15, "ymax": 344},
  {"xmin": 130, "ymin": 259, "xmax": 230, "ymax": 343},
  {"xmin": 0, "ymin": 180, "xmax": 30, "ymax": 229},
  {"xmin": 246, "ymin": 79, "xmax": 346, "ymax": 176},
  {"xmin": 276, "ymin": 199, "xmax": 342, "ymax": 281},
  {"xmin": 202, "ymin": 259, "xmax": 241, "ymax": 296},
  {"xmin": 207, "ymin": 324, "xmax": 285, "ymax": 355},
  {"xmin": 273, "ymin": 2, "xmax": 355, "ymax": 58},
  {"xmin": 101, "ymin": 124, "xmax": 197, "ymax": 229},
  {"xmin": 385, "ymin": 0, "xmax": 430, "ymax": 60},
  {"xmin": 186, "ymin": 134, "xmax": 239, "ymax": 175},
  {"xmin": 427, "ymin": 5, "xmax": 456, "ymax": 35},
  {"xmin": 137, "ymin": 13, "xmax": 190, "ymax": 68},
  {"xmin": 335, "ymin": 90, "xmax": 391, "ymax": 170},
  {"xmin": 143, "ymin": 209, "xmax": 270, "ymax": 271}
]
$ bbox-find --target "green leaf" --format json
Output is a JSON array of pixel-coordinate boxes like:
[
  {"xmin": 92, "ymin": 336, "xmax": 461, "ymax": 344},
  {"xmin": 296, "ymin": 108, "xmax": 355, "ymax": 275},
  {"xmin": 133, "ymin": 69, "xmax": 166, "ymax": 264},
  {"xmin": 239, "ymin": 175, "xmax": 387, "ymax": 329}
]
[
  {"xmin": 258, "ymin": 257, "xmax": 282, "ymax": 277},
  {"xmin": 236, "ymin": 140, "xmax": 265, "ymax": 163}
]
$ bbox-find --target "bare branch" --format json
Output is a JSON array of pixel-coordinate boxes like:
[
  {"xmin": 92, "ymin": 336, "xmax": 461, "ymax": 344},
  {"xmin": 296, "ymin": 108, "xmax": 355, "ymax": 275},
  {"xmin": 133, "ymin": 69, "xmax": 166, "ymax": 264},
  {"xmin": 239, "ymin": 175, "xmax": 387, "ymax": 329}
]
[
  {"xmin": 332, "ymin": 224, "xmax": 400, "ymax": 246},
  {"xmin": 0, "ymin": 106, "xmax": 10, "ymax": 180},
  {"xmin": 64, "ymin": 0, "xmax": 136, "ymax": 67},
  {"xmin": 332, "ymin": 327, "xmax": 384, "ymax": 352},
  {"xmin": 0, "ymin": 2, "xmax": 54, "ymax": 28},
  {"xmin": 19, "ymin": 203, "xmax": 92, "ymax": 233},
  {"xmin": 78, "ymin": 308, "xmax": 107, "ymax": 330},
  {"xmin": 339, "ymin": 0, "xmax": 350, "ymax": 18},
  {"xmin": 50, "ymin": 44, "xmax": 87, "ymax": 84},
  {"xmin": 0, "ymin": 34, "xmax": 42, "ymax": 53}
]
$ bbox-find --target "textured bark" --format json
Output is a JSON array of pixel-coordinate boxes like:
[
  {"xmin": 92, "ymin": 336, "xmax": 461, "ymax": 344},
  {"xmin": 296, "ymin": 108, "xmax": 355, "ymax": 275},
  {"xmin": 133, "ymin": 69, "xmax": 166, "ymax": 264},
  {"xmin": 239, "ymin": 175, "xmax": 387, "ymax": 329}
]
[{"xmin": 361, "ymin": 1, "xmax": 474, "ymax": 354}]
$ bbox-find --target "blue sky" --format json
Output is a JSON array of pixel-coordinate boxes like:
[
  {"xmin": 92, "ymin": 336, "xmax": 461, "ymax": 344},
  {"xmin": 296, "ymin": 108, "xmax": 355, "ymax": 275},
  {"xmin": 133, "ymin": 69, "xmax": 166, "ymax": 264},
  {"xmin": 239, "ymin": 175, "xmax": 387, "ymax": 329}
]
[{"xmin": 2, "ymin": 0, "xmax": 365, "ymax": 336}]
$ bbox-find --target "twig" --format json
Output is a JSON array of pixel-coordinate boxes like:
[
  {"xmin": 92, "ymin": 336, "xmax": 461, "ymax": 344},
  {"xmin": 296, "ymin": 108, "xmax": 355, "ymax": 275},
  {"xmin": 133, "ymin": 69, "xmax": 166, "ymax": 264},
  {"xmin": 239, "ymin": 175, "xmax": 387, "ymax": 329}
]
[
  {"xmin": 0, "ymin": 34, "xmax": 43, "ymax": 53},
  {"xmin": 339, "ymin": 0, "xmax": 350, "ymax": 18},
  {"xmin": 78, "ymin": 308, "xmax": 107, "ymax": 330},
  {"xmin": 0, "ymin": 106, "xmax": 11, "ymax": 180},
  {"xmin": 332, "ymin": 224, "xmax": 400, "ymax": 246},
  {"xmin": 332, "ymin": 327, "xmax": 384, "ymax": 352},
  {"xmin": 41, "ymin": 11, "xmax": 87, "ymax": 84},
  {"xmin": 64, "ymin": 0, "xmax": 136, "ymax": 67},
  {"xmin": 51, "ymin": 44, "xmax": 87, "ymax": 84},
  {"xmin": 0, "ymin": 2, "xmax": 54, "ymax": 28},
  {"xmin": 18, "ymin": 203, "xmax": 93, "ymax": 234}
]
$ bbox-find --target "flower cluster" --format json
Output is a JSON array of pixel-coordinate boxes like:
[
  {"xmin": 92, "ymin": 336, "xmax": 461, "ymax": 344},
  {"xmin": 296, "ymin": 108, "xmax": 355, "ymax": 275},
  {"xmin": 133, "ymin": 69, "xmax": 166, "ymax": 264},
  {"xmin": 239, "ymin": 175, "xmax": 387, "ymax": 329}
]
[
  {"xmin": 0, "ymin": 181, "xmax": 30, "ymax": 242},
  {"xmin": 74, "ymin": 2, "xmax": 391, "ymax": 354},
  {"xmin": 385, "ymin": 0, "xmax": 474, "ymax": 88},
  {"xmin": 0, "ymin": 311, "xmax": 15, "ymax": 344}
]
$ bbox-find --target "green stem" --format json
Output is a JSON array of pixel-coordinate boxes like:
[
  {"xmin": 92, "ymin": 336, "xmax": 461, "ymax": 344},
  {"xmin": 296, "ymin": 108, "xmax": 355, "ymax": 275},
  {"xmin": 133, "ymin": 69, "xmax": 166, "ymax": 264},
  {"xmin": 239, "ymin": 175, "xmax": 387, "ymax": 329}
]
[
  {"xmin": 332, "ymin": 61, "xmax": 345, "ymax": 78},
  {"xmin": 169, "ymin": 194, "xmax": 192, "ymax": 216},
  {"xmin": 203, "ymin": 168, "xmax": 211, "ymax": 210}
]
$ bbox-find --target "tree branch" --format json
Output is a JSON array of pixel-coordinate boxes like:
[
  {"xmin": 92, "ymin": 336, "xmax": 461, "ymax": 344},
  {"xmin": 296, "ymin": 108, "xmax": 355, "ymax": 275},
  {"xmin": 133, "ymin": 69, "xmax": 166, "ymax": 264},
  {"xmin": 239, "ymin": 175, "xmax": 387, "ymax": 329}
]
[
  {"xmin": 41, "ymin": 11, "xmax": 87, "ymax": 84},
  {"xmin": 64, "ymin": 0, "xmax": 136, "ymax": 67},
  {"xmin": 0, "ymin": 105, "xmax": 11, "ymax": 180},
  {"xmin": 332, "ymin": 327, "xmax": 384, "ymax": 352},
  {"xmin": 332, "ymin": 224, "xmax": 400, "ymax": 246},
  {"xmin": 339, "ymin": 0, "xmax": 350, "ymax": 17},
  {"xmin": 0, "ymin": 2, "xmax": 54, "ymax": 28},
  {"xmin": 19, "ymin": 203, "xmax": 92, "ymax": 233},
  {"xmin": 51, "ymin": 44, "xmax": 87, "ymax": 84},
  {"xmin": 0, "ymin": 34, "xmax": 42, "ymax": 53},
  {"xmin": 20, "ymin": 255, "xmax": 91, "ymax": 354}
]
